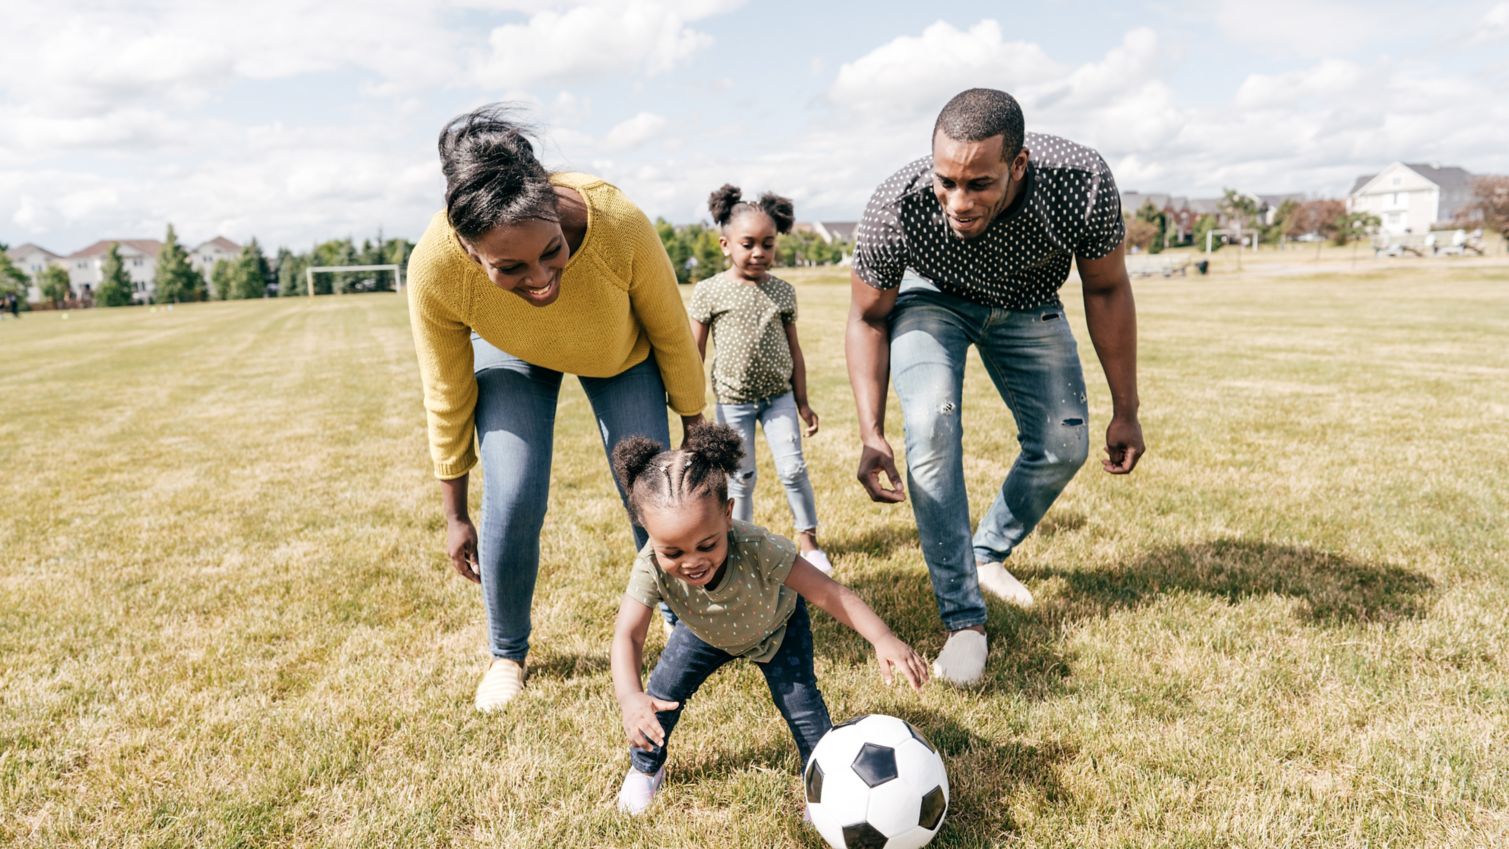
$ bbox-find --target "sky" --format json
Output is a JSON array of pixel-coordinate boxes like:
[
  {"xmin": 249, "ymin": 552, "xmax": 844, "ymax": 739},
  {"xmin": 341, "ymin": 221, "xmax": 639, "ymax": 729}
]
[{"xmin": 3, "ymin": 0, "xmax": 1508, "ymax": 254}]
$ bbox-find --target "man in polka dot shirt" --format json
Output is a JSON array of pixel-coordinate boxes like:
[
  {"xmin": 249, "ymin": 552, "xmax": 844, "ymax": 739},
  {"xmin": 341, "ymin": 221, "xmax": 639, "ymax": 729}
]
[{"xmin": 845, "ymin": 87, "xmax": 1145, "ymax": 686}]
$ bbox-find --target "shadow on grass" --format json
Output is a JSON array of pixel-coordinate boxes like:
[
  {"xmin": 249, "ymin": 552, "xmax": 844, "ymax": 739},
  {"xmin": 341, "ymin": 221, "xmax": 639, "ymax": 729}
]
[
  {"xmin": 823, "ymin": 521, "xmax": 920, "ymax": 560},
  {"xmin": 1039, "ymin": 537, "xmax": 1436, "ymax": 626}
]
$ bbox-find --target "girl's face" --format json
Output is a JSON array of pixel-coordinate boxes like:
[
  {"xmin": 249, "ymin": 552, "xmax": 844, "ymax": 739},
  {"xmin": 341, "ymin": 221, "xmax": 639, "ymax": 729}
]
[
  {"xmin": 461, "ymin": 219, "xmax": 569, "ymax": 307},
  {"xmin": 720, "ymin": 210, "xmax": 777, "ymax": 282},
  {"xmin": 639, "ymin": 496, "xmax": 734, "ymax": 588}
]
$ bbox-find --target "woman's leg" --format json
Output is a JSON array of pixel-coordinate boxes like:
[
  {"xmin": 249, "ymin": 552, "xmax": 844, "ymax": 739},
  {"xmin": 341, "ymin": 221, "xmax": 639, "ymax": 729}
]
[
  {"xmin": 755, "ymin": 600, "xmax": 832, "ymax": 770},
  {"xmin": 472, "ymin": 335, "xmax": 562, "ymax": 662},
  {"xmin": 715, "ymin": 401, "xmax": 760, "ymax": 523}
]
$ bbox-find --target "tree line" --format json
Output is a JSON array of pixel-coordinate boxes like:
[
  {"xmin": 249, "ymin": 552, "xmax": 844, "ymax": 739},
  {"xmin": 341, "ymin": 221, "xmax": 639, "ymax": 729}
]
[{"xmin": 654, "ymin": 218, "xmax": 848, "ymax": 284}]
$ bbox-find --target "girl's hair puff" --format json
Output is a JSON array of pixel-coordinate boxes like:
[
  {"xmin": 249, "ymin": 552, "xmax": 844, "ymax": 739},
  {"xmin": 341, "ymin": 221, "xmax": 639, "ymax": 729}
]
[
  {"xmin": 707, "ymin": 184, "xmax": 795, "ymax": 235},
  {"xmin": 611, "ymin": 422, "xmax": 744, "ymax": 523}
]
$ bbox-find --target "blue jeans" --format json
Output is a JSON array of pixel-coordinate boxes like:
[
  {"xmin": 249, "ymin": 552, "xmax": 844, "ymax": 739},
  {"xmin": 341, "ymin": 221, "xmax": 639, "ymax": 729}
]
[
  {"xmin": 890, "ymin": 285, "xmax": 1090, "ymax": 630},
  {"xmin": 630, "ymin": 600, "xmax": 832, "ymax": 775},
  {"xmin": 715, "ymin": 391, "xmax": 819, "ymax": 533},
  {"xmin": 472, "ymin": 334, "xmax": 671, "ymax": 661}
]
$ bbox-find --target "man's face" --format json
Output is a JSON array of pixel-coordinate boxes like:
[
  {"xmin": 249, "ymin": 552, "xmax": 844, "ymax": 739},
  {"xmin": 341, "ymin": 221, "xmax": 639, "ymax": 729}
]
[{"xmin": 931, "ymin": 130, "xmax": 1028, "ymax": 239}]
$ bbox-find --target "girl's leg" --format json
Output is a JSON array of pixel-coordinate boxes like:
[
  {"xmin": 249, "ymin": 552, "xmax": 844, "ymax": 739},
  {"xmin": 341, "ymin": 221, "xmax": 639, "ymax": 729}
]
[
  {"xmin": 630, "ymin": 623, "xmax": 736, "ymax": 775},
  {"xmin": 472, "ymin": 335, "xmax": 562, "ymax": 661},
  {"xmin": 755, "ymin": 600, "xmax": 832, "ymax": 769},
  {"xmin": 715, "ymin": 401, "xmax": 760, "ymax": 523},
  {"xmin": 758, "ymin": 392, "xmax": 820, "ymax": 547}
]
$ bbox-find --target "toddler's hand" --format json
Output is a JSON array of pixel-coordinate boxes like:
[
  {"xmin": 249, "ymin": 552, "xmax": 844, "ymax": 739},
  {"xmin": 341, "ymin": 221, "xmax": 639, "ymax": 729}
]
[
  {"xmin": 874, "ymin": 635, "xmax": 929, "ymax": 691},
  {"xmin": 620, "ymin": 692, "xmax": 679, "ymax": 751},
  {"xmin": 798, "ymin": 403, "xmax": 820, "ymax": 436}
]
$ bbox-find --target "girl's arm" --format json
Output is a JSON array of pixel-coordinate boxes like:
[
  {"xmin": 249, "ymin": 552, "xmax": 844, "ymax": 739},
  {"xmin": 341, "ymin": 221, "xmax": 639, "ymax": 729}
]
[
  {"xmin": 784, "ymin": 558, "xmax": 928, "ymax": 690},
  {"xmin": 784, "ymin": 321, "xmax": 818, "ymax": 436},
  {"xmin": 611, "ymin": 596, "xmax": 680, "ymax": 750},
  {"xmin": 691, "ymin": 318, "xmax": 709, "ymax": 361}
]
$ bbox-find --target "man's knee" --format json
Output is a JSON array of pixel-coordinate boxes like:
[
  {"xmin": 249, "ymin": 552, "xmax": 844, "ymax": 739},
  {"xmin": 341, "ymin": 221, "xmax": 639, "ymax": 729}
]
[
  {"xmin": 901, "ymin": 395, "xmax": 962, "ymax": 460},
  {"xmin": 1035, "ymin": 418, "xmax": 1090, "ymax": 480}
]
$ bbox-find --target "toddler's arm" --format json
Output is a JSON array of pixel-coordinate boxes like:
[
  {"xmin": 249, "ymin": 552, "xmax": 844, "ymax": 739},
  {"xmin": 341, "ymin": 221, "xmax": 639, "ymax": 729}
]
[
  {"xmin": 690, "ymin": 318, "xmax": 709, "ymax": 361},
  {"xmin": 784, "ymin": 322, "xmax": 819, "ymax": 436},
  {"xmin": 611, "ymin": 596, "xmax": 680, "ymax": 750},
  {"xmin": 785, "ymin": 558, "xmax": 928, "ymax": 690}
]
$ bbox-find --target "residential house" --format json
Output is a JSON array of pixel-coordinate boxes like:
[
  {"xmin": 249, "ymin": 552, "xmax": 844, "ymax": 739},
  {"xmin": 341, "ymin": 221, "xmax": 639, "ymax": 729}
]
[
  {"xmin": 64, "ymin": 239, "xmax": 162, "ymax": 304},
  {"xmin": 5, "ymin": 243, "xmax": 62, "ymax": 302},
  {"xmin": 1348, "ymin": 162, "xmax": 1476, "ymax": 236},
  {"xmin": 191, "ymin": 236, "xmax": 242, "ymax": 277}
]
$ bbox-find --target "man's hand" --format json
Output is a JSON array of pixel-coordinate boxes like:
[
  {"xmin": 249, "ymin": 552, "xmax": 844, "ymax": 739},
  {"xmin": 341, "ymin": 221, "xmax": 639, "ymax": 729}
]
[
  {"xmin": 857, "ymin": 437, "xmax": 906, "ymax": 503},
  {"xmin": 446, "ymin": 516, "xmax": 480, "ymax": 583},
  {"xmin": 620, "ymin": 691, "xmax": 679, "ymax": 751},
  {"xmin": 1102, "ymin": 414, "xmax": 1145, "ymax": 474},
  {"xmin": 798, "ymin": 403, "xmax": 820, "ymax": 437}
]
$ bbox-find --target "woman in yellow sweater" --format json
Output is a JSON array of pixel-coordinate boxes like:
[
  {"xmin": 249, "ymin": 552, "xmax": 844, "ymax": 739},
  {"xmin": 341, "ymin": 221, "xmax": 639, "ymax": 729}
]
[{"xmin": 408, "ymin": 105, "xmax": 705, "ymax": 712}]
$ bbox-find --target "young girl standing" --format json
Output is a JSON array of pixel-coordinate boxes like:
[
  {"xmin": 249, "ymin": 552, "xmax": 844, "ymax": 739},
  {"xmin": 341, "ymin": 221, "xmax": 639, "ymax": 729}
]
[
  {"xmin": 609, "ymin": 423, "xmax": 928, "ymax": 815},
  {"xmin": 689, "ymin": 186, "xmax": 832, "ymax": 574}
]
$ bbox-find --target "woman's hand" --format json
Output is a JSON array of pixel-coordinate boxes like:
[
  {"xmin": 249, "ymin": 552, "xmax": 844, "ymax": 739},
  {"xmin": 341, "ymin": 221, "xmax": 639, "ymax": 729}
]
[
  {"xmin": 874, "ymin": 634, "xmax": 929, "ymax": 691},
  {"xmin": 446, "ymin": 516, "xmax": 480, "ymax": 583},
  {"xmin": 679, "ymin": 413, "xmax": 705, "ymax": 446},
  {"xmin": 620, "ymin": 691, "xmax": 680, "ymax": 750},
  {"xmin": 797, "ymin": 402, "xmax": 820, "ymax": 437}
]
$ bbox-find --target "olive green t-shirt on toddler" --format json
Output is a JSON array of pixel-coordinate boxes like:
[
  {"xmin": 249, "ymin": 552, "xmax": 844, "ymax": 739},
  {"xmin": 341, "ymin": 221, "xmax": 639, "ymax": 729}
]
[
  {"xmin": 625, "ymin": 519, "xmax": 799, "ymax": 662},
  {"xmin": 688, "ymin": 272, "xmax": 797, "ymax": 404}
]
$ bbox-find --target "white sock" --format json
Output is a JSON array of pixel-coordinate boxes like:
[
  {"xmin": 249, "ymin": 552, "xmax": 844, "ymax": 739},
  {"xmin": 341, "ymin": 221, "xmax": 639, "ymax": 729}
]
[{"xmin": 931, "ymin": 629, "xmax": 987, "ymax": 686}]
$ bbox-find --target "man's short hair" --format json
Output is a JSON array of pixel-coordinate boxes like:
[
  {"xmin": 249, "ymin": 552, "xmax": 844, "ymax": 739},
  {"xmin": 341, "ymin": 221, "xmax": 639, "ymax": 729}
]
[{"xmin": 933, "ymin": 88, "xmax": 1025, "ymax": 160}]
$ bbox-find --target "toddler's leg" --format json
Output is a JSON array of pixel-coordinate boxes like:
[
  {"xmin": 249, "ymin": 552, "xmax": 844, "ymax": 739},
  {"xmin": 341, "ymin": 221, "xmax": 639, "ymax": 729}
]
[
  {"xmin": 756, "ymin": 600, "xmax": 832, "ymax": 769},
  {"xmin": 760, "ymin": 393, "xmax": 820, "ymax": 538},
  {"xmin": 629, "ymin": 623, "xmax": 736, "ymax": 775}
]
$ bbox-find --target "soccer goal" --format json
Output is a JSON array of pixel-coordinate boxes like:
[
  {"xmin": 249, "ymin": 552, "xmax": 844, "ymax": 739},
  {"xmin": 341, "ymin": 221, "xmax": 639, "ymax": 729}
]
[{"xmin": 304, "ymin": 264, "xmax": 404, "ymax": 297}]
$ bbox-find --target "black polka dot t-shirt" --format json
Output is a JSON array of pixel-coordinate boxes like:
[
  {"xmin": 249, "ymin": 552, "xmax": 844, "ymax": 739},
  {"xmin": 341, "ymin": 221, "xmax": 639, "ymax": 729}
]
[{"xmin": 853, "ymin": 132, "xmax": 1125, "ymax": 310}]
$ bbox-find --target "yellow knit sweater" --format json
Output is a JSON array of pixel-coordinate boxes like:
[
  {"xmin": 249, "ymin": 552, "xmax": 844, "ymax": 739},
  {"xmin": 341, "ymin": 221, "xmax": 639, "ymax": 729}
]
[{"xmin": 407, "ymin": 173, "xmax": 705, "ymax": 479}]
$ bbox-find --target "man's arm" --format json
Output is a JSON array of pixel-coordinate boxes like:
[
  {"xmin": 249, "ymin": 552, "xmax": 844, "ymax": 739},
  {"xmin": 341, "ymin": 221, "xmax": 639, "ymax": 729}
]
[
  {"xmin": 1077, "ymin": 243, "xmax": 1145, "ymax": 474},
  {"xmin": 845, "ymin": 273, "xmax": 906, "ymax": 502}
]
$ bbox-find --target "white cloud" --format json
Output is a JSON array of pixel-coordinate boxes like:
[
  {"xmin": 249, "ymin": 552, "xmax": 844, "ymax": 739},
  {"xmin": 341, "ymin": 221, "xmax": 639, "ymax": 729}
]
[
  {"xmin": 1209, "ymin": 0, "xmax": 1385, "ymax": 57},
  {"xmin": 1474, "ymin": 1, "xmax": 1509, "ymax": 40},
  {"xmin": 472, "ymin": 2, "xmax": 719, "ymax": 87},
  {"xmin": 602, "ymin": 112, "xmax": 669, "ymax": 150}
]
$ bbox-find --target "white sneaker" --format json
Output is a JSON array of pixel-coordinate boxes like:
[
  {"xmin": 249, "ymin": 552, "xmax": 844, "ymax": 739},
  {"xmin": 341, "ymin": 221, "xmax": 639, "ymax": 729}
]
[
  {"xmin": 803, "ymin": 549, "xmax": 834, "ymax": 576},
  {"xmin": 474, "ymin": 658, "xmax": 527, "ymax": 713},
  {"xmin": 617, "ymin": 766, "xmax": 665, "ymax": 815},
  {"xmin": 931, "ymin": 629, "xmax": 987, "ymax": 686},
  {"xmin": 977, "ymin": 561, "xmax": 1035, "ymax": 608}
]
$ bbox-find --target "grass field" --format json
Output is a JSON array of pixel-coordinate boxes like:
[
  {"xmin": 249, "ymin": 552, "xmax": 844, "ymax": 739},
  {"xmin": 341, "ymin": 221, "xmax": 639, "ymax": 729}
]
[{"xmin": 3, "ymin": 262, "xmax": 1508, "ymax": 848}]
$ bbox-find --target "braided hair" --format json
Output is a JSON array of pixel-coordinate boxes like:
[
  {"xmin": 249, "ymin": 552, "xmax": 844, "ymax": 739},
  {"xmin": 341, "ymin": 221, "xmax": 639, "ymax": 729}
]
[
  {"xmin": 612, "ymin": 422, "xmax": 744, "ymax": 523},
  {"xmin": 707, "ymin": 183, "xmax": 795, "ymax": 234}
]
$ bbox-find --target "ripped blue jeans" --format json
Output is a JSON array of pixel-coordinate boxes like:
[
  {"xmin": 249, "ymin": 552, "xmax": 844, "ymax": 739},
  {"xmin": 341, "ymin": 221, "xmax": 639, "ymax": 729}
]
[
  {"xmin": 715, "ymin": 391, "xmax": 819, "ymax": 533},
  {"xmin": 890, "ymin": 284, "xmax": 1090, "ymax": 631}
]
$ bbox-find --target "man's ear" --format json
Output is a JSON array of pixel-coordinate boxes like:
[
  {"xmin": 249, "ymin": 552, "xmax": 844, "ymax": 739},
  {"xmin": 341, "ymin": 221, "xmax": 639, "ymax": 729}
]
[{"xmin": 1012, "ymin": 147, "xmax": 1030, "ymax": 180}]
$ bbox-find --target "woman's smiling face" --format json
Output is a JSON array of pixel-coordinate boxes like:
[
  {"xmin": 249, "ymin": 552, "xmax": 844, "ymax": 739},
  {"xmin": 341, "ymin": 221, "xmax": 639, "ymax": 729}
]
[{"xmin": 461, "ymin": 218, "xmax": 569, "ymax": 307}]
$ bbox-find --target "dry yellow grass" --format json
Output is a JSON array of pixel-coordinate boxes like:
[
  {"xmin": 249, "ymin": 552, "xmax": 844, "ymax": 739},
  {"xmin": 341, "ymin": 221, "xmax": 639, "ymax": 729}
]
[{"xmin": 2, "ymin": 261, "xmax": 1507, "ymax": 847}]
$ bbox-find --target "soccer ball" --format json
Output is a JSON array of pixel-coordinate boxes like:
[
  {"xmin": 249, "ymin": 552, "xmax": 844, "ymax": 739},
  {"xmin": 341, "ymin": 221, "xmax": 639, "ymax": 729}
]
[{"xmin": 803, "ymin": 714, "xmax": 949, "ymax": 849}]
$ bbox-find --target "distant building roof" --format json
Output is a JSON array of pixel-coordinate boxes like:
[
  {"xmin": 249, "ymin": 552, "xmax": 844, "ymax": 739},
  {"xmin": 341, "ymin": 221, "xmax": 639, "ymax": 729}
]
[
  {"xmin": 1349, "ymin": 175, "xmax": 1375, "ymax": 196},
  {"xmin": 192, "ymin": 236, "xmax": 242, "ymax": 254},
  {"xmin": 816, "ymin": 221, "xmax": 857, "ymax": 243},
  {"xmin": 6, "ymin": 243, "xmax": 60, "ymax": 260},
  {"xmin": 1350, "ymin": 163, "xmax": 1474, "ymax": 197},
  {"xmin": 65, "ymin": 239, "xmax": 164, "ymax": 260}
]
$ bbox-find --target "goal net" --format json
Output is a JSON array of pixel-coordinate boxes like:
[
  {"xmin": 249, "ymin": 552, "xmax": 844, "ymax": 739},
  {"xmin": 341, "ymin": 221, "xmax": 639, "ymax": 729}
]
[{"xmin": 304, "ymin": 264, "xmax": 403, "ymax": 296}]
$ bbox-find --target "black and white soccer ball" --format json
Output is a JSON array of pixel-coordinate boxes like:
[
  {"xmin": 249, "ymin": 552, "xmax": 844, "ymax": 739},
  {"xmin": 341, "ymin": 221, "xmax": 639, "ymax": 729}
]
[{"xmin": 803, "ymin": 714, "xmax": 949, "ymax": 849}]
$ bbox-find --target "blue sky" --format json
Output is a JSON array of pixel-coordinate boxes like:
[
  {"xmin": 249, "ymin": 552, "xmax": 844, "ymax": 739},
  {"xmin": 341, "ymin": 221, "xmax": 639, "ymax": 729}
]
[{"xmin": 3, "ymin": 0, "xmax": 1507, "ymax": 253}]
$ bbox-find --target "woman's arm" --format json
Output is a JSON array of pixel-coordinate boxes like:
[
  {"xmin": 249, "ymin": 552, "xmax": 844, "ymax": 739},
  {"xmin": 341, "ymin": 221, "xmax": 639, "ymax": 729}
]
[
  {"xmin": 784, "ymin": 321, "xmax": 818, "ymax": 436},
  {"xmin": 625, "ymin": 210, "xmax": 705, "ymax": 420},
  {"xmin": 440, "ymin": 475, "xmax": 479, "ymax": 583},
  {"xmin": 784, "ymin": 558, "xmax": 928, "ymax": 689},
  {"xmin": 611, "ymin": 596, "xmax": 679, "ymax": 749}
]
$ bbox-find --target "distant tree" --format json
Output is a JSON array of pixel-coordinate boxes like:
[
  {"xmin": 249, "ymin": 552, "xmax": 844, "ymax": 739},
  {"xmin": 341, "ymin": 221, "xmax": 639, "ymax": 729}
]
[
  {"xmin": 1124, "ymin": 218, "xmax": 1159, "ymax": 252},
  {"xmin": 1220, "ymin": 189, "xmax": 1261, "ymax": 247},
  {"xmin": 1192, "ymin": 214, "xmax": 1221, "ymax": 251},
  {"xmin": 275, "ymin": 247, "xmax": 307, "ymax": 296},
  {"xmin": 152, "ymin": 223, "xmax": 205, "ymax": 304},
  {"xmin": 231, "ymin": 238, "xmax": 271, "ymax": 299},
  {"xmin": 97, "ymin": 243, "xmax": 135, "ymax": 307},
  {"xmin": 311, "ymin": 238, "xmax": 358, "ymax": 293},
  {"xmin": 0, "ymin": 249, "xmax": 28, "ymax": 301},
  {"xmin": 1471, "ymin": 175, "xmax": 1509, "ymax": 250},
  {"xmin": 210, "ymin": 258, "xmax": 236, "ymax": 301},
  {"xmin": 1134, "ymin": 201, "xmax": 1168, "ymax": 253},
  {"xmin": 1292, "ymin": 199, "xmax": 1346, "ymax": 243},
  {"xmin": 1336, "ymin": 211, "xmax": 1380, "ymax": 246},
  {"xmin": 1264, "ymin": 198, "xmax": 1299, "ymax": 246},
  {"xmin": 39, "ymin": 266, "xmax": 72, "ymax": 307}
]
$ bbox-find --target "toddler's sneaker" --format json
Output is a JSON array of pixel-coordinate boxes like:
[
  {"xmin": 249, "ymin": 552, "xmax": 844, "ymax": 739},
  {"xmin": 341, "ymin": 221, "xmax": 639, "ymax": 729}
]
[
  {"xmin": 931, "ymin": 629, "xmax": 987, "ymax": 686},
  {"xmin": 976, "ymin": 561, "xmax": 1035, "ymax": 608},
  {"xmin": 474, "ymin": 658, "xmax": 527, "ymax": 713},
  {"xmin": 803, "ymin": 549, "xmax": 834, "ymax": 576},
  {"xmin": 617, "ymin": 766, "xmax": 665, "ymax": 815}
]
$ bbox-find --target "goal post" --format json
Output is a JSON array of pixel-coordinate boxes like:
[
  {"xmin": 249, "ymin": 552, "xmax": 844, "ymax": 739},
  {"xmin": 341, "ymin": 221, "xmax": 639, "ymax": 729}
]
[{"xmin": 305, "ymin": 264, "xmax": 404, "ymax": 297}]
